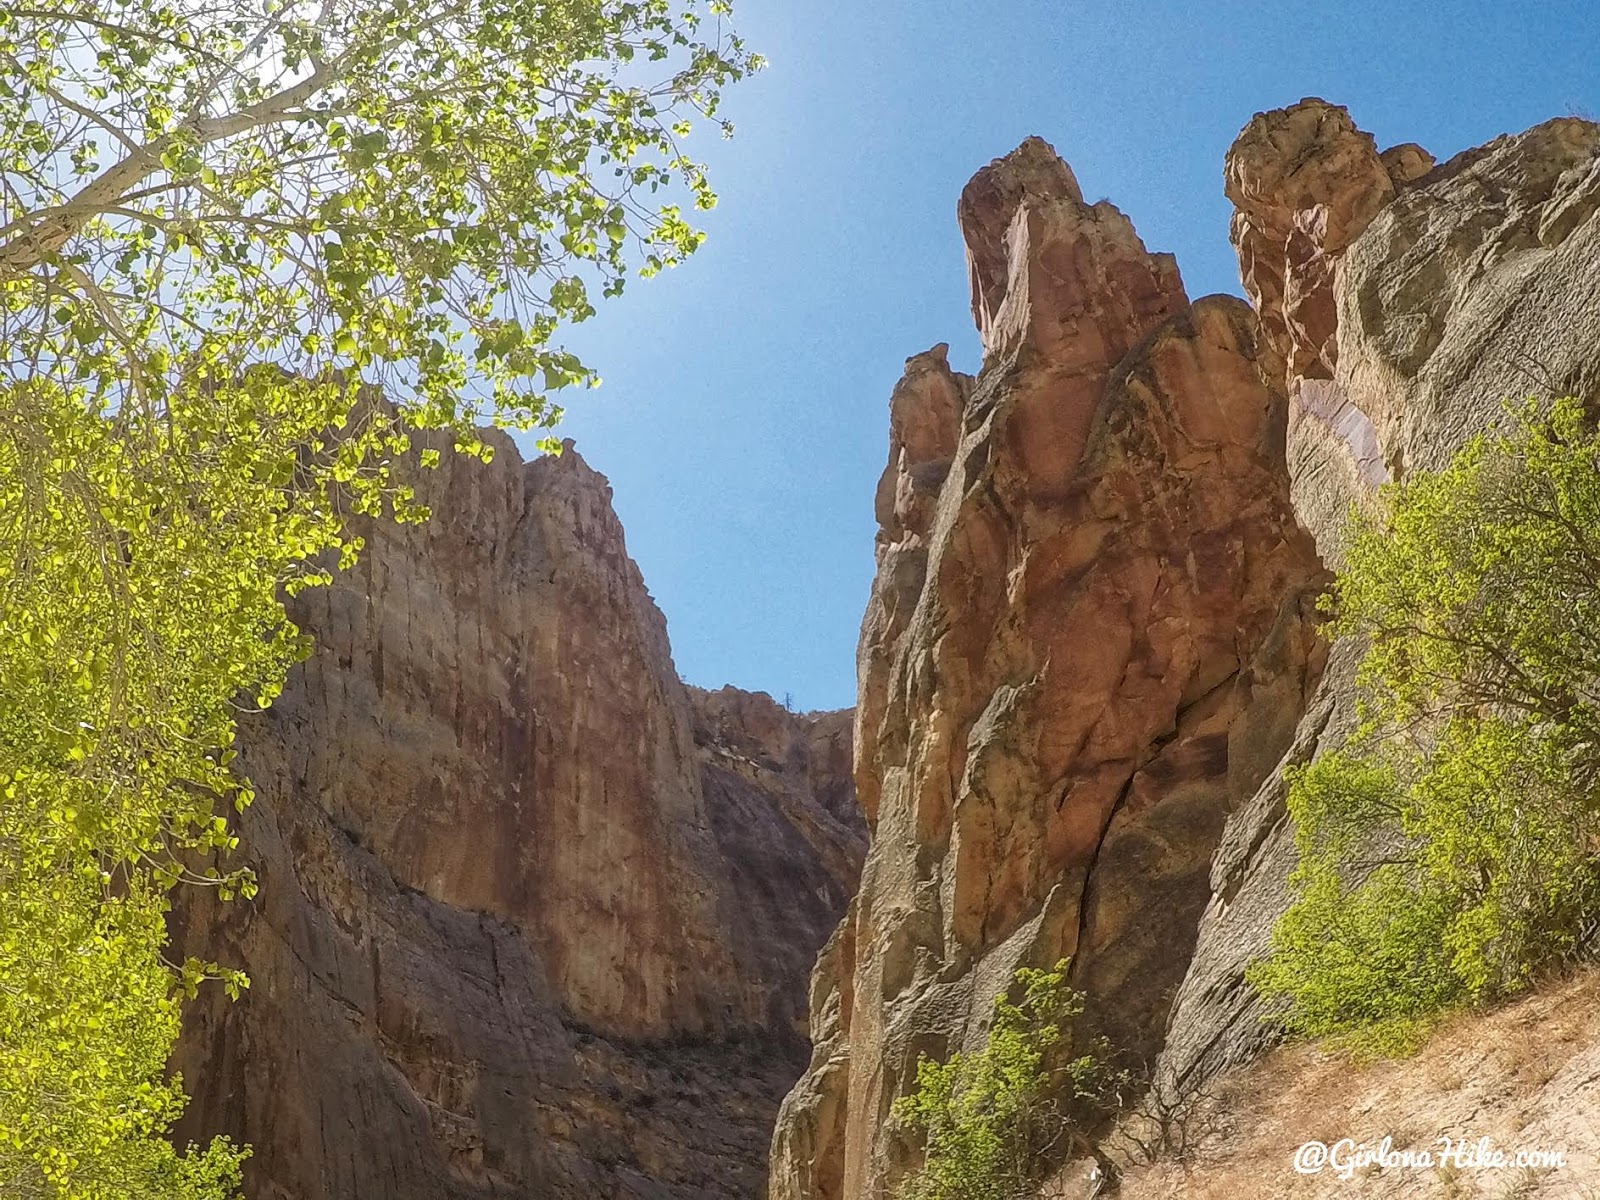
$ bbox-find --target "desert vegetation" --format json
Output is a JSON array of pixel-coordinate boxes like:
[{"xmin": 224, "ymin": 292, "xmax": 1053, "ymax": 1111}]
[
  {"xmin": 1251, "ymin": 396, "xmax": 1600, "ymax": 1054},
  {"xmin": 890, "ymin": 963, "xmax": 1128, "ymax": 1200},
  {"xmin": 0, "ymin": 1, "xmax": 756, "ymax": 1193}
]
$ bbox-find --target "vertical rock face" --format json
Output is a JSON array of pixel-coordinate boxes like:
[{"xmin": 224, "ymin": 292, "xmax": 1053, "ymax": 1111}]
[
  {"xmin": 771, "ymin": 138, "xmax": 1325, "ymax": 1200},
  {"xmin": 1225, "ymin": 98, "xmax": 1425, "ymax": 391},
  {"xmin": 1159, "ymin": 102, "xmax": 1600, "ymax": 1096},
  {"xmin": 171, "ymin": 435, "xmax": 866, "ymax": 1199},
  {"xmin": 691, "ymin": 687, "xmax": 867, "ymax": 1038}
]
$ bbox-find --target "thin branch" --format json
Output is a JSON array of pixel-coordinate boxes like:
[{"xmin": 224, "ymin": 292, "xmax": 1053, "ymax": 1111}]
[{"xmin": 0, "ymin": 52, "xmax": 143, "ymax": 154}]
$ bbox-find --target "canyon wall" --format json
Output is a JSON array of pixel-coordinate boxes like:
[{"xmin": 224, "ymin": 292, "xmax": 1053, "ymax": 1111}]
[
  {"xmin": 171, "ymin": 434, "xmax": 866, "ymax": 1199},
  {"xmin": 1158, "ymin": 99, "xmax": 1600, "ymax": 1097},
  {"xmin": 170, "ymin": 98, "xmax": 1600, "ymax": 1200},
  {"xmin": 770, "ymin": 137, "xmax": 1327, "ymax": 1200}
]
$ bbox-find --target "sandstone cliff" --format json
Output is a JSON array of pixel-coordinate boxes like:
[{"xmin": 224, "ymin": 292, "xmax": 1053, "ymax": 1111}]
[
  {"xmin": 1157, "ymin": 100, "xmax": 1600, "ymax": 1098},
  {"xmin": 770, "ymin": 137, "xmax": 1326, "ymax": 1200},
  {"xmin": 171, "ymin": 435, "xmax": 866, "ymax": 1199}
]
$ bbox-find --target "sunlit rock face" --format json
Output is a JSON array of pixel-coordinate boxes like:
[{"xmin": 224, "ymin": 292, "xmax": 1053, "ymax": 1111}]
[
  {"xmin": 770, "ymin": 136, "xmax": 1326, "ymax": 1200},
  {"xmin": 1225, "ymin": 98, "xmax": 1419, "ymax": 392},
  {"xmin": 1159, "ymin": 102, "xmax": 1600, "ymax": 1098},
  {"xmin": 171, "ymin": 434, "xmax": 866, "ymax": 1200}
]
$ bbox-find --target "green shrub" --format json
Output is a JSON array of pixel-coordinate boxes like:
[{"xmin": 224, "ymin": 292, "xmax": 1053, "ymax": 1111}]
[
  {"xmin": 1251, "ymin": 396, "xmax": 1600, "ymax": 1053},
  {"xmin": 892, "ymin": 962, "xmax": 1121, "ymax": 1200}
]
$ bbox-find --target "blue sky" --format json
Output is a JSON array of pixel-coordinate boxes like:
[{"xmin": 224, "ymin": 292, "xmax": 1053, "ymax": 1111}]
[{"xmin": 537, "ymin": 0, "xmax": 1600, "ymax": 712}]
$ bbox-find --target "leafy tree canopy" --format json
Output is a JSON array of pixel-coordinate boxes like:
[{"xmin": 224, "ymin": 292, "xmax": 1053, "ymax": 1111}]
[
  {"xmin": 1251, "ymin": 396, "xmax": 1600, "ymax": 1055},
  {"xmin": 1, "ymin": 0, "xmax": 760, "ymax": 438},
  {"xmin": 0, "ymin": 2, "xmax": 757, "ymax": 1194}
]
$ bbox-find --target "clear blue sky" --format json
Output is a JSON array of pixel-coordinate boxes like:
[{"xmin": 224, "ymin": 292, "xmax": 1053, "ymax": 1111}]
[{"xmin": 534, "ymin": 0, "xmax": 1600, "ymax": 712}]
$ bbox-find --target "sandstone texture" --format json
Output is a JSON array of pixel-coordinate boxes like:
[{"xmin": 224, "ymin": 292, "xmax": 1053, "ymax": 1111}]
[
  {"xmin": 1158, "ymin": 102, "xmax": 1600, "ymax": 1097},
  {"xmin": 172, "ymin": 435, "xmax": 866, "ymax": 1199},
  {"xmin": 770, "ymin": 136, "xmax": 1326, "ymax": 1200},
  {"xmin": 1225, "ymin": 98, "xmax": 1426, "ymax": 392}
]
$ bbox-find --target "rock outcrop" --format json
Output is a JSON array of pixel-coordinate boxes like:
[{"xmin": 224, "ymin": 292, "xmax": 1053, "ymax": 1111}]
[
  {"xmin": 171, "ymin": 435, "xmax": 866, "ymax": 1199},
  {"xmin": 1225, "ymin": 99, "xmax": 1432, "ymax": 392},
  {"xmin": 770, "ymin": 137, "xmax": 1326, "ymax": 1200},
  {"xmin": 168, "ymin": 98, "xmax": 1600, "ymax": 1200},
  {"xmin": 1158, "ymin": 101, "xmax": 1600, "ymax": 1097}
]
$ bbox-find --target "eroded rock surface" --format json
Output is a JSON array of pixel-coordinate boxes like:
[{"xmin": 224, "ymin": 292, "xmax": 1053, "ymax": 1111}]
[
  {"xmin": 771, "ymin": 137, "xmax": 1325, "ymax": 1200},
  {"xmin": 171, "ymin": 435, "xmax": 866, "ymax": 1199},
  {"xmin": 1159, "ymin": 103, "xmax": 1600, "ymax": 1097},
  {"xmin": 1225, "ymin": 98, "xmax": 1431, "ymax": 391}
]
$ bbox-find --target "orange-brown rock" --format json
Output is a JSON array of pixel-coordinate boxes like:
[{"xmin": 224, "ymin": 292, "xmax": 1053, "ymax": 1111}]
[
  {"xmin": 1160, "ymin": 106, "xmax": 1600, "ymax": 1099},
  {"xmin": 1225, "ymin": 98, "xmax": 1434, "ymax": 389},
  {"xmin": 171, "ymin": 435, "xmax": 865, "ymax": 1199},
  {"xmin": 770, "ymin": 138, "xmax": 1325, "ymax": 1200}
]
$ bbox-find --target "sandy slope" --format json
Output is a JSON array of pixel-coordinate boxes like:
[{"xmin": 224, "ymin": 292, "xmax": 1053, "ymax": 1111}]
[{"xmin": 1050, "ymin": 970, "xmax": 1600, "ymax": 1199}]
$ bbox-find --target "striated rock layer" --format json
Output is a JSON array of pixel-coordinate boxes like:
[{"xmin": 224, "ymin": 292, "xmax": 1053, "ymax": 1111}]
[
  {"xmin": 1158, "ymin": 100, "xmax": 1600, "ymax": 1097},
  {"xmin": 171, "ymin": 435, "xmax": 866, "ymax": 1199},
  {"xmin": 770, "ymin": 137, "xmax": 1326, "ymax": 1200}
]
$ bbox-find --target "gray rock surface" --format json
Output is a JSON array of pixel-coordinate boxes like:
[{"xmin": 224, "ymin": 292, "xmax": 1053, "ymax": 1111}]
[{"xmin": 1157, "ymin": 106, "xmax": 1600, "ymax": 1098}]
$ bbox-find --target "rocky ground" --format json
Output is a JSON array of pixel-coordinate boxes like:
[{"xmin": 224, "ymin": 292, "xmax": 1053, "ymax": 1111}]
[{"xmin": 1051, "ymin": 970, "xmax": 1600, "ymax": 1199}]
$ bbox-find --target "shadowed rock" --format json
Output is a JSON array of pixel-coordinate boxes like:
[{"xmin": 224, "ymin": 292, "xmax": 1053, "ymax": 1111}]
[{"xmin": 171, "ymin": 435, "xmax": 866, "ymax": 1199}]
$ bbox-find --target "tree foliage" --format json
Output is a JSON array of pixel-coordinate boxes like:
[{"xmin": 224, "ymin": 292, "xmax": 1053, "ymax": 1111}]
[
  {"xmin": 1250, "ymin": 396, "xmax": 1600, "ymax": 1055},
  {"xmin": 1, "ymin": 0, "xmax": 759, "ymax": 435},
  {"xmin": 0, "ymin": 1, "xmax": 757, "ymax": 1194},
  {"xmin": 892, "ymin": 962, "xmax": 1122, "ymax": 1200}
]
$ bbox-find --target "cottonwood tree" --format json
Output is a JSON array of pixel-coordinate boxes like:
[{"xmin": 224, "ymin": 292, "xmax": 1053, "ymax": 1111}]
[
  {"xmin": 0, "ymin": 2, "xmax": 757, "ymax": 1194},
  {"xmin": 1251, "ymin": 397, "xmax": 1600, "ymax": 1055}
]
